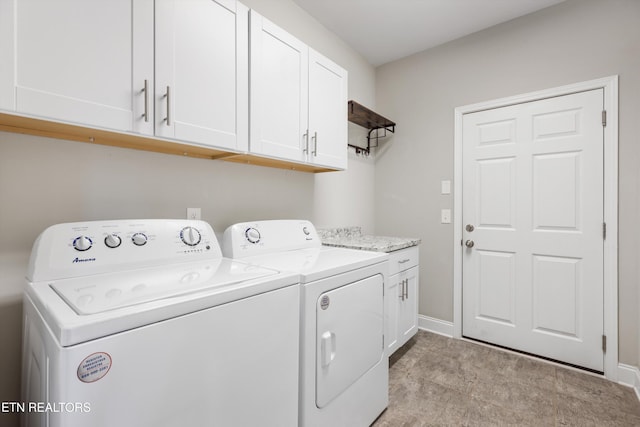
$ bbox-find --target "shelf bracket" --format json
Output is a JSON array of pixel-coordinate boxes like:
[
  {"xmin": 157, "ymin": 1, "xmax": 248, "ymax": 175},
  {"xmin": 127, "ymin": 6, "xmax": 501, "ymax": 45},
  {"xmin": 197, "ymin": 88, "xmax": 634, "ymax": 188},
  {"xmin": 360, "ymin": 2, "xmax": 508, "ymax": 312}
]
[{"xmin": 347, "ymin": 100, "xmax": 396, "ymax": 156}]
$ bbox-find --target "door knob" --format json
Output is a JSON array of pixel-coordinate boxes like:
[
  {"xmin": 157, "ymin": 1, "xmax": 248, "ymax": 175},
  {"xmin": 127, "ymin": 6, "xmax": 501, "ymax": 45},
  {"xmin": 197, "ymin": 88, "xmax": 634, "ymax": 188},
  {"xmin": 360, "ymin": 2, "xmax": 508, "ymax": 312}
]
[{"xmin": 465, "ymin": 240, "xmax": 475, "ymax": 248}]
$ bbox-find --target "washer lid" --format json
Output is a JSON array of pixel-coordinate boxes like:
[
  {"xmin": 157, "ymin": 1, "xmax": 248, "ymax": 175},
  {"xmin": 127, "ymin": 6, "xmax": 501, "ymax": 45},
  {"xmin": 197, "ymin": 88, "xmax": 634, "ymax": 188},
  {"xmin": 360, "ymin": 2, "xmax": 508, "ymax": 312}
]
[{"xmin": 49, "ymin": 258, "xmax": 279, "ymax": 315}]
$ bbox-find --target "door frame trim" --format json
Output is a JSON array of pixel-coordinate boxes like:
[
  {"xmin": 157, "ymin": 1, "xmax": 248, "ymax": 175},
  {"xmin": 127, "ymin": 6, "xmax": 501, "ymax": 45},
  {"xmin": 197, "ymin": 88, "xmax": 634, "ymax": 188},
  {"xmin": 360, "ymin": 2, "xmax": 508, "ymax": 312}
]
[{"xmin": 453, "ymin": 76, "xmax": 619, "ymax": 380}]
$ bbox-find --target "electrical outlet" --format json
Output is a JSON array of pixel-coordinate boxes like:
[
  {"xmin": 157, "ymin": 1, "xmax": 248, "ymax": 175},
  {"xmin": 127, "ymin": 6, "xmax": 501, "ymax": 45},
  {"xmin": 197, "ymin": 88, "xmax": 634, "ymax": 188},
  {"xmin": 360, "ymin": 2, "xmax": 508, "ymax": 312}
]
[
  {"xmin": 441, "ymin": 209, "xmax": 451, "ymax": 224},
  {"xmin": 187, "ymin": 208, "xmax": 201, "ymax": 220}
]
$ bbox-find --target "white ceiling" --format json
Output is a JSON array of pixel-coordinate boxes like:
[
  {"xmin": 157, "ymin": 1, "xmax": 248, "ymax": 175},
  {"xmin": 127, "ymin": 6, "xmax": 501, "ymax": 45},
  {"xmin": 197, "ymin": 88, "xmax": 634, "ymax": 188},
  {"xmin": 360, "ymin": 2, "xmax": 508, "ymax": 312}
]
[{"xmin": 292, "ymin": 0, "xmax": 566, "ymax": 66}]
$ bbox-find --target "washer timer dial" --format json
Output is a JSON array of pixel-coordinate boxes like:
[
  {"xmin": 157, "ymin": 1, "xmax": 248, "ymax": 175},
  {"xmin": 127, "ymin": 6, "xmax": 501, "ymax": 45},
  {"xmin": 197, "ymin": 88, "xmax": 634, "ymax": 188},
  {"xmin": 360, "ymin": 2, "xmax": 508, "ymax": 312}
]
[
  {"xmin": 73, "ymin": 236, "xmax": 93, "ymax": 251},
  {"xmin": 245, "ymin": 227, "xmax": 261, "ymax": 244},
  {"xmin": 131, "ymin": 233, "xmax": 148, "ymax": 246},
  {"xmin": 104, "ymin": 234, "xmax": 122, "ymax": 248},
  {"xmin": 180, "ymin": 226, "xmax": 202, "ymax": 247}
]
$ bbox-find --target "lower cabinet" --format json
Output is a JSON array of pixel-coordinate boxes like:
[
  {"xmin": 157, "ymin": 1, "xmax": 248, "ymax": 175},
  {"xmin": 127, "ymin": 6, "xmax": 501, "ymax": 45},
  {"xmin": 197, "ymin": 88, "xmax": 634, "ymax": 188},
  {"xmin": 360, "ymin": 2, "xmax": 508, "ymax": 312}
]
[{"xmin": 386, "ymin": 246, "xmax": 419, "ymax": 355}]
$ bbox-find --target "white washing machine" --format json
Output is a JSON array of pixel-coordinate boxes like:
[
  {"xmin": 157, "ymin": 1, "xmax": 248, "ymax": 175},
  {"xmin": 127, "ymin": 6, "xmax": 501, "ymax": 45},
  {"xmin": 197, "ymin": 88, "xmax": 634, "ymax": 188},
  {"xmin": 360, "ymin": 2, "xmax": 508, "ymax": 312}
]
[
  {"xmin": 22, "ymin": 219, "xmax": 300, "ymax": 427},
  {"xmin": 223, "ymin": 220, "xmax": 389, "ymax": 427}
]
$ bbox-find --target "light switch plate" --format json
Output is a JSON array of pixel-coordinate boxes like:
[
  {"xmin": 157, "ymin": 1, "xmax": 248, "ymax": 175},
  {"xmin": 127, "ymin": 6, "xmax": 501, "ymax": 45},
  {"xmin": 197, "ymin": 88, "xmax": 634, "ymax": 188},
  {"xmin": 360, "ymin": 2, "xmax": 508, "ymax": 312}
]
[
  {"xmin": 441, "ymin": 180, "xmax": 451, "ymax": 195},
  {"xmin": 441, "ymin": 209, "xmax": 451, "ymax": 224}
]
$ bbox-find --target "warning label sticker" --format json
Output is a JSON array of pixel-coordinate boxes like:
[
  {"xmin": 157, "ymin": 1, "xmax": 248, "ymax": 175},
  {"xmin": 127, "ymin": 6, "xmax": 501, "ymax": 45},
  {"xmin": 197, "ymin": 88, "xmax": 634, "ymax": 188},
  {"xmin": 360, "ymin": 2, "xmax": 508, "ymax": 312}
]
[{"xmin": 77, "ymin": 352, "xmax": 112, "ymax": 383}]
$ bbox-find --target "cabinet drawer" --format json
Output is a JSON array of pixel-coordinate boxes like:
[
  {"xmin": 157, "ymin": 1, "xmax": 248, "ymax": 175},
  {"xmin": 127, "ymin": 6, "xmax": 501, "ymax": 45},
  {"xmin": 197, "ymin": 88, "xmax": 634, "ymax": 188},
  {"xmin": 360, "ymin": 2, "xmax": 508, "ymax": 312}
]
[{"xmin": 388, "ymin": 246, "xmax": 419, "ymax": 276}]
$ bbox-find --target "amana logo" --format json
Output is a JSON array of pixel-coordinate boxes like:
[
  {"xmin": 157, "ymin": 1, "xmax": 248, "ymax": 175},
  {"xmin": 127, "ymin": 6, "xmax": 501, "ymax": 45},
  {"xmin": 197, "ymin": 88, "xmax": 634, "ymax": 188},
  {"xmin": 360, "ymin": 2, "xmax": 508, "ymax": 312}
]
[{"xmin": 72, "ymin": 257, "xmax": 96, "ymax": 264}]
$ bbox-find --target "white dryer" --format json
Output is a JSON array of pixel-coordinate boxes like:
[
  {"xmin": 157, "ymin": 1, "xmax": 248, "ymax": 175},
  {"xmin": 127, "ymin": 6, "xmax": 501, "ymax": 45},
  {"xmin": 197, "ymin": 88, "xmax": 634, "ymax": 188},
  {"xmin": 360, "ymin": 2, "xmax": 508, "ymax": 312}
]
[
  {"xmin": 22, "ymin": 219, "xmax": 300, "ymax": 427},
  {"xmin": 223, "ymin": 220, "xmax": 389, "ymax": 427}
]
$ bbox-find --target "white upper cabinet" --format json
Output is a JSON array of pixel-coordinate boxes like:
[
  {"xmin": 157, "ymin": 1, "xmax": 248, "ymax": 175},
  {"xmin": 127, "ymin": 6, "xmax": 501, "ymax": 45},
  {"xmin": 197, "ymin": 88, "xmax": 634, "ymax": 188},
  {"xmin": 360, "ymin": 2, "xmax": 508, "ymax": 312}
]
[
  {"xmin": 249, "ymin": 12, "xmax": 308, "ymax": 163},
  {"xmin": 0, "ymin": 0, "xmax": 16, "ymax": 111},
  {"xmin": 155, "ymin": 0, "xmax": 248, "ymax": 151},
  {"xmin": 0, "ymin": 1, "xmax": 345, "ymax": 171},
  {"xmin": 249, "ymin": 11, "xmax": 347, "ymax": 170},
  {"xmin": 2, "ymin": 0, "xmax": 248, "ymax": 151},
  {"xmin": 3, "ymin": 0, "xmax": 154, "ymax": 134},
  {"xmin": 308, "ymin": 49, "xmax": 347, "ymax": 170}
]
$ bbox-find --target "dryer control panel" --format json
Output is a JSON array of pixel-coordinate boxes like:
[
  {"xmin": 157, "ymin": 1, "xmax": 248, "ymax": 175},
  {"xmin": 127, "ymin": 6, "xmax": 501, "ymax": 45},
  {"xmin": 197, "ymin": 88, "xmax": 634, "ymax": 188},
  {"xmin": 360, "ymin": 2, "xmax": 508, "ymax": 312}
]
[
  {"xmin": 27, "ymin": 219, "xmax": 221, "ymax": 282},
  {"xmin": 222, "ymin": 220, "xmax": 320, "ymax": 258}
]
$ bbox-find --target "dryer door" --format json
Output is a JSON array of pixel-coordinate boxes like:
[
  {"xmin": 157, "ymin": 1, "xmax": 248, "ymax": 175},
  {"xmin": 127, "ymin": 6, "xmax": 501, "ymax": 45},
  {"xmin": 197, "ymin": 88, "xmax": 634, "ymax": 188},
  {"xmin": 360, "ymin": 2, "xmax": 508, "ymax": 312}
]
[{"xmin": 316, "ymin": 273, "xmax": 384, "ymax": 408}]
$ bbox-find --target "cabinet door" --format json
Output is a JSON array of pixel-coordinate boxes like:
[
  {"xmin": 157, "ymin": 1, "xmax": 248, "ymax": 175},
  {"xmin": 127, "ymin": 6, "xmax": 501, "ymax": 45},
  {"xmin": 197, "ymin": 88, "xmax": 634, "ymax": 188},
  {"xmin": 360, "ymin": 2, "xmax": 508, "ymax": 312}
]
[
  {"xmin": 385, "ymin": 273, "xmax": 400, "ymax": 355},
  {"xmin": 308, "ymin": 49, "xmax": 347, "ymax": 170},
  {"xmin": 0, "ymin": 0, "xmax": 15, "ymax": 111},
  {"xmin": 249, "ymin": 11, "xmax": 307, "ymax": 162},
  {"xmin": 9, "ymin": 0, "xmax": 153, "ymax": 133},
  {"xmin": 155, "ymin": 0, "xmax": 248, "ymax": 150},
  {"xmin": 398, "ymin": 266, "xmax": 419, "ymax": 346}
]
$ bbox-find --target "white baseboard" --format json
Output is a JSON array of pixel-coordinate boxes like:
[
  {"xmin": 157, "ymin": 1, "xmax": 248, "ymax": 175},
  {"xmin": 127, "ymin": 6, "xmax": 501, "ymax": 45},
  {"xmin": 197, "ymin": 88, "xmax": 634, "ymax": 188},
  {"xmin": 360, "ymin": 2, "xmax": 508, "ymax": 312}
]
[
  {"xmin": 418, "ymin": 315, "xmax": 453, "ymax": 337},
  {"xmin": 617, "ymin": 363, "xmax": 640, "ymax": 402}
]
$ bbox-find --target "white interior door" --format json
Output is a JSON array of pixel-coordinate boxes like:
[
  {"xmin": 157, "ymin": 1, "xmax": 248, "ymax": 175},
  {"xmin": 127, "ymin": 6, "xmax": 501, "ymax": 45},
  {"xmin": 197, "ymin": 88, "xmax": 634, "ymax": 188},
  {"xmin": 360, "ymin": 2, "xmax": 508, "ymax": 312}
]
[{"xmin": 462, "ymin": 89, "xmax": 604, "ymax": 371}]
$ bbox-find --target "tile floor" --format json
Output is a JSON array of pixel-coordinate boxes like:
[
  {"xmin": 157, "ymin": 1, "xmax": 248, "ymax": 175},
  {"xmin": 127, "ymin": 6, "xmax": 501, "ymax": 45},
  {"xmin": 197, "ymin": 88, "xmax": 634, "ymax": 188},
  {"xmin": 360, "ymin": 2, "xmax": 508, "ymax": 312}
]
[{"xmin": 372, "ymin": 330, "xmax": 640, "ymax": 426}]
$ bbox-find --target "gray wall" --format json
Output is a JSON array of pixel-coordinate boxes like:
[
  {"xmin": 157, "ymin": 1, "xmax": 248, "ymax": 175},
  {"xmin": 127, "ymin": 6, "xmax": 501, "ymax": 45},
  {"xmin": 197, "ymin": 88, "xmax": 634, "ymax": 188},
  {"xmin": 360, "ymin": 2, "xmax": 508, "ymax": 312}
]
[
  {"xmin": 0, "ymin": 1, "xmax": 375, "ymax": 425},
  {"xmin": 375, "ymin": 0, "xmax": 640, "ymax": 365}
]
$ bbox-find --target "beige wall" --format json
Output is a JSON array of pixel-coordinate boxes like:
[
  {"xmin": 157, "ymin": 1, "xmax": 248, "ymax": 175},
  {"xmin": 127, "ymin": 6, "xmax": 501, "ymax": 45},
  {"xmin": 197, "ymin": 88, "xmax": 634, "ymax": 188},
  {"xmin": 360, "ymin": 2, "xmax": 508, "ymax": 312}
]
[
  {"xmin": 375, "ymin": 0, "xmax": 640, "ymax": 365},
  {"xmin": 0, "ymin": 1, "xmax": 375, "ymax": 424}
]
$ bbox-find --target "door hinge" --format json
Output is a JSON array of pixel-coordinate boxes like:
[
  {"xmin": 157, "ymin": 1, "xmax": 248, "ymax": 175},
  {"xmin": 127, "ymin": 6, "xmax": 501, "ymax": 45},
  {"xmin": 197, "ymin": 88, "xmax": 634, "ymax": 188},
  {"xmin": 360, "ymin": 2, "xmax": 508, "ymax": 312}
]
[
  {"xmin": 603, "ymin": 222, "xmax": 607, "ymax": 240},
  {"xmin": 602, "ymin": 335, "xmax": 607, "ymax": 353},
  {"xmin": 460, "ymin": 239, "xmax": 463, "ymax": 247},
  {"xmin": 602, "ymin": 110, "xmax": 607, "ymax": 127}
]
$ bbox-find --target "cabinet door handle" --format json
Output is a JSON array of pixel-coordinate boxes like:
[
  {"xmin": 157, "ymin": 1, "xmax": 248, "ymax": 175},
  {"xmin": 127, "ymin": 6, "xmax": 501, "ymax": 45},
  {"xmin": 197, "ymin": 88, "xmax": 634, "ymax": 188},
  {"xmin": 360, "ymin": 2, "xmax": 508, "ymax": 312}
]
[
  {"xmin": 142, "ymin": 79, "xmax": 149, "ymax": 123},
  {"xmin": 163, "ymin": 86, "xmax": 171, "ymax": 126},
  {"xmin": 303, "ymin": 130, "xmax": 309, "ymax": 153},
  {"xmin": 404, "ymin": 279, "xmax": 409, "ymax": 299},
  {"xmin": 312, "ymin": 131, "xmax": 318, "ymax": 156},
  {"xmin": 399, "ymin": 279, "xmax": 407, "ymax": 301}
]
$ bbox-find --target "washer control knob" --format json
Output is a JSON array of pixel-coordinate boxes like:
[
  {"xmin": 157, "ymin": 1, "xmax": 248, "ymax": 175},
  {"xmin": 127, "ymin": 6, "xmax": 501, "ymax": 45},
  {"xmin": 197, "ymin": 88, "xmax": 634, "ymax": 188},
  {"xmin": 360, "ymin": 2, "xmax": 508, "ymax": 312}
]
[
  {"xmin": 104, "ymin": 234, "xmax": 122, "ymax": 248},
  {"xmin": 245, "ymin": 227, "xmax": 261, "ymax": 244},
  {"xmin": 180, "ymin": 226, "xmax": 201, "ymax": 247},
  {"xmin": 131, "ymin": 233, "xmax": 148, "ymax": 246},
  {"xmin": 73, "ymin": 236, "xmax": 93, "ymax": 251}
]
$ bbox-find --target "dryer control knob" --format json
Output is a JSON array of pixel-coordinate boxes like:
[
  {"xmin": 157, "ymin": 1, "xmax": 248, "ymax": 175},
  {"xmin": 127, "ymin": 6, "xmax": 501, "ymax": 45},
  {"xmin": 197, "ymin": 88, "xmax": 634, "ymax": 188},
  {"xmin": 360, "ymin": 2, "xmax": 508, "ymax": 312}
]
[
  {"xmin": 104, "ymin": 234, "xmax": 122, "ymax": 248},
  {"xmin": 132, "ymin": 233, "xmax": 148, "ymax": 246},
  {"xmin": 245, "ymin": 227, "xmax": 261, "ymax": 244},
  {"xmin": 180, "ymin": 226, "xmax": 201, "ymax": 247},
  {"xmin": 73, "ymin": 236, "xmax": 93, "ymax": 251}
]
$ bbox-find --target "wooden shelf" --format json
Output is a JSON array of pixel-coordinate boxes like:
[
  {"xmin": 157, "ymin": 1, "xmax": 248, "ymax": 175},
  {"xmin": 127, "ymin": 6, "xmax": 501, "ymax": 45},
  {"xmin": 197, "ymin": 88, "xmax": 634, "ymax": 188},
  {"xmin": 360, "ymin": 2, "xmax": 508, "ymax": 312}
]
[
  {"xmin": 348, "ymin": 100, "xmax": 395, "ymax": 130},
  {"xmin": 0, "ymin": 112, "xmax": 339, "ymax": 173},
  {"xmin": 224, "ymin": 154, "xmax": 338, "ymax": 173},
  {"xmin": 0, "ymin": 112, "xmax": 235, "ymax": 160},
  {"xmin": 347, "ymin": 100, "xmax": 395, "ymax": 155}
]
